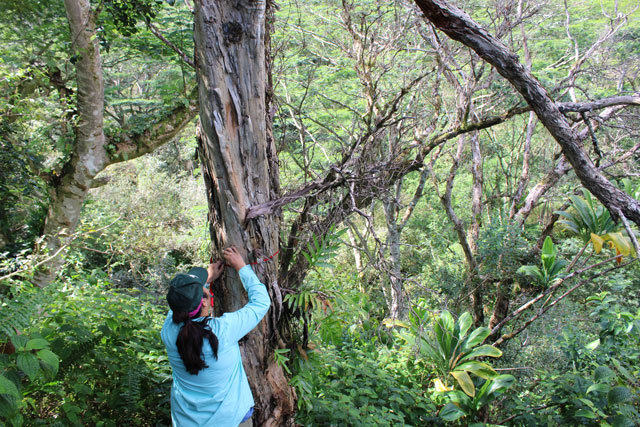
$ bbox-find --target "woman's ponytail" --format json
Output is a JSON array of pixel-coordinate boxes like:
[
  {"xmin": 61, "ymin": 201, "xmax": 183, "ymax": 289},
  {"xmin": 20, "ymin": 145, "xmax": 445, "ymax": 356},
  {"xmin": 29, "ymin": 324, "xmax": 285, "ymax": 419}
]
[{"xmin": 173, "ymin": 311, "xmax": 219, "ymax": 375}]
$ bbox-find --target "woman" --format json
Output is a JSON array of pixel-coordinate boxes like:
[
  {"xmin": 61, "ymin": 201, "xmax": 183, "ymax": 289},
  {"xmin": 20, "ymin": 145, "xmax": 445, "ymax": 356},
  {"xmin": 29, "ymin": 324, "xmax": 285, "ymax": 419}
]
[{"xmin": 161, "ymin": 247, "xmax": 271, "ymax": 427}]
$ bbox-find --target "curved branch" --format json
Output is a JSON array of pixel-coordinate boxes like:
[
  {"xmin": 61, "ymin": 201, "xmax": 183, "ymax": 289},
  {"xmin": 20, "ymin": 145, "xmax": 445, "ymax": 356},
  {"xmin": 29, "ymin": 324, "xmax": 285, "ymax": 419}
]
[
  {"xmin": 413, "ymin": 0, "xmax": 640, "ymax": 226},
  {"xmin": 106, "ymin": 89, "xmax": 198, "ymax": 165}
]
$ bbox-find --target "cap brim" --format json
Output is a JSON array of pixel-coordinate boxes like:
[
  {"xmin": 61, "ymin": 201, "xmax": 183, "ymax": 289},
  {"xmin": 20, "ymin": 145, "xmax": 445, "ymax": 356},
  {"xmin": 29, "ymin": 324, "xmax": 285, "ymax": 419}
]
[{"xmin": 187, "ymin": 267, "xmax": 208, "ymax": 285}]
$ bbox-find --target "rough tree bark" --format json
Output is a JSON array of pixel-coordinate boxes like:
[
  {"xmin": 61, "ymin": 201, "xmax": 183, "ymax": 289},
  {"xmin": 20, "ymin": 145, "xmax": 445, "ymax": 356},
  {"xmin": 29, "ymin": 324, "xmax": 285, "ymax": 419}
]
[
  {"xmin": 32, "ymin": 0, "xmax": 198, "ymax": 287},
  {"xmin": 193, "ymin": 0, "xmax": 296, "ymax": 425},
  {"xmin": 413, "ymin": 0, "xmax": 640, "ymax": 226}
]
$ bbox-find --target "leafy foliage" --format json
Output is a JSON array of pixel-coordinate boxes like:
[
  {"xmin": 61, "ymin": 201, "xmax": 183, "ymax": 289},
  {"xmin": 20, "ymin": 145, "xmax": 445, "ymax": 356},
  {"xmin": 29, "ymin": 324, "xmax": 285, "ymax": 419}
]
[
  {"xmin": 398, "ymin": 309, "xmax": 503, "ymax": 398},
  {"xmin": 1, "ymin": 272, "xmax": 172, "ymax": 425},
  {"xmin": 556, "ymin": 189, "xmax": 637, "ymax": 259},
  {"xmin": 517, "ymin": 236, "xmax": 567, "ymax": 287}
]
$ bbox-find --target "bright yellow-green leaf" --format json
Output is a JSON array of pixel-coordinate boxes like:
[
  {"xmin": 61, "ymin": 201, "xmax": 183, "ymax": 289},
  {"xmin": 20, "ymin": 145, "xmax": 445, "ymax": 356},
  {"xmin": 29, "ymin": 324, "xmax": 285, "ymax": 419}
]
[
  {"xmin": 604, "ymin": 232, "xmax": 633, "ymax": 257},
  {"xmin": 434, "ymin": 378, "xmax": 453, "ymax": 392},
  {"xmin": 590, "ymin": 233, "xmax": 605, "ymax": 254},
  {"xmin": 451, "ymin": 370, "xmax": 475, "ymax": 397},
  {"xmin": 382, "ymin": 318, "xmax": 410, "ymax": 328}
]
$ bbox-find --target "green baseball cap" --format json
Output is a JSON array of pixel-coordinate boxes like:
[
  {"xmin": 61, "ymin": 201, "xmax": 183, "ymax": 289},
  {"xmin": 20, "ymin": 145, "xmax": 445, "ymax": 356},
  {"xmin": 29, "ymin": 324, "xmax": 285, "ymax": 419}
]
[{"xmin": 166, "ymin": 267, "xmax": 208, "ymax": 312}]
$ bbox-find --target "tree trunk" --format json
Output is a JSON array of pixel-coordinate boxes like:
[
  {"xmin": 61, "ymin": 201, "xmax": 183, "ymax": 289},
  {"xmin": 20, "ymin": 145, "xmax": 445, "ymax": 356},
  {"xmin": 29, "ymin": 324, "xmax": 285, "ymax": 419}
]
[
  {"xmin": 30, "ymin": 0, "xmax": 199, "ymax": 287},
  {"xmin": 33, "ymin": 0, "xmax": 106, "ymax": 287},
  {"xmin": 193, "ymin": 0, "xmax": 296, "ymax": 425}
]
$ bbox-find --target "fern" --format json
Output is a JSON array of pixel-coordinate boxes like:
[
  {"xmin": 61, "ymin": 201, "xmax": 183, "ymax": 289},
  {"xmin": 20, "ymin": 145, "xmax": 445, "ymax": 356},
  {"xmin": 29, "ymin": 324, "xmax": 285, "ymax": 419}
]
[
  {"xmin": 121, "ymin": 363, "xmax": 143, "ymax": 411},
  {"xmin": 608, "ymin": 386, "xmax": 633, "ymax": 405},
  {"xmin": 594, "ymin": 365, "xmax": 615, "ymax": 382},
  {"xmin": 0, "ymin": 290, "xmax": 40, "ymax": 337},
  {"xmin": 53, "ymin": 335, "xmax": 100, "ymax": 373}
]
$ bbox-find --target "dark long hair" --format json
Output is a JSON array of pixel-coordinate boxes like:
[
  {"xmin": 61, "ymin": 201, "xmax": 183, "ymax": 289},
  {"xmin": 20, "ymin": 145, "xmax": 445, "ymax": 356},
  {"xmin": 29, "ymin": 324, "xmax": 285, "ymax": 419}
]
[{"xmin": 173, "ymin": 310, "xmax": 219, "ymax": 375}]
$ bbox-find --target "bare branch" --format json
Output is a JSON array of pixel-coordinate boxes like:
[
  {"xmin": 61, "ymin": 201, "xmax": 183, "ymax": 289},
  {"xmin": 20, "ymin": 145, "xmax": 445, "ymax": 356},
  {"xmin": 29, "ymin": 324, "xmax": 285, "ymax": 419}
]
[
  {"xmin": 147, "ymin": 22, "xmax": 195, "ymax": 68},
  {"xmin": 413, "ymin": 0, "xmax": 640, "ymax": 226}
]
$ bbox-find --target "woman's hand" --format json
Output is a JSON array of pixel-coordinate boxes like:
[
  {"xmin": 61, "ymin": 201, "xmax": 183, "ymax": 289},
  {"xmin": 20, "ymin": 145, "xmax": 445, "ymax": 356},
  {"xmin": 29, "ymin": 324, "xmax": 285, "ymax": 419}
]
[
  {"xmin": 223, "ymin": 246, "xmax": 246, "ymax": 272},
  {"xmin": 207, "ymin": 260, "xmax": 225, "ymax": 283}
]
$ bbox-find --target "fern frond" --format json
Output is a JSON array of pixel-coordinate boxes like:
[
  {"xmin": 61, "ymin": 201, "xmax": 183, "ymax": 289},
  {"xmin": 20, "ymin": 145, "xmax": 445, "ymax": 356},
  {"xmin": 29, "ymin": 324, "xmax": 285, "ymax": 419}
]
[
  {"xmin": 0, "ymin": 291, "xmax": 40, "ymax": 337},
  {"xmin": 121, "ymin": 362, "xmax": 143, "ymax": 411}
]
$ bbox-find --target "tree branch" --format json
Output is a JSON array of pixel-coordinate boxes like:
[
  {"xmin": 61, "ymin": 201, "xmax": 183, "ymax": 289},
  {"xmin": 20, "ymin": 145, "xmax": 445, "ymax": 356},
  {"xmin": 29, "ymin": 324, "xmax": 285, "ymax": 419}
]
[
  {"xmin": 413, "ymin": 0, "xmax": 640, "ymax": 226},
  {"xmin": 147, "ymin": 22, "xmax": 195, "ymax": 68},
  {"xmin": 106, "ymin": 89, "xmax": 199, "ymax": 165}
]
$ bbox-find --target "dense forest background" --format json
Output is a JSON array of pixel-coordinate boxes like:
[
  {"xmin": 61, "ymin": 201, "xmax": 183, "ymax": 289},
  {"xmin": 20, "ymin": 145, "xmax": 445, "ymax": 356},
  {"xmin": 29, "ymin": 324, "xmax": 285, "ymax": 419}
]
[{"xmin": 1, "ymin": 0, "xmax": 639, "ymax": 425}]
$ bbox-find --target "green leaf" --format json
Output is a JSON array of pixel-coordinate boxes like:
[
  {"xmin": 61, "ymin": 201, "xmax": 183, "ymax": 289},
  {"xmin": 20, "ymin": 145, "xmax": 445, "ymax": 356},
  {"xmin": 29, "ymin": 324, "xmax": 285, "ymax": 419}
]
[
  {"xmin": 37, "ymin": 349, "xmax": 59, "ymax": 373},
  {"xmin": 486, "ymin": 374, "xmax": 515, "ymax": 395},
  {"xmin": 463, "ymin": 327, "xmax": 491, "ymax": 350},
  {"xmin": 439, "ymin": 402, "xmax": 466, "ymax": 421},
  {"xmin": 455, "ymin": 361, "xmax": 498, "ymax": 379},
  {"xmin": 517, "ymin": 265, "xmax": 544, "ymax": 283},
  {"xmin": 0, "ymin": 374, "xmax": 19, "ymax": 398},
  {"xmin": 461, "ymin": 344, "xmax": 502, "ymax": 361},
  {"xmin": 541, "ymin": 236, "xmax": 556, "ymax": 258},
  {"xmin": 608, "ymin": 386, "xmax": 632, "ymax": 405},
  {"xmin": 574, "ymin": 409, "xmax": 597, "ymax": 419},
  {"xmin": 594, "ymin": 366, "xmax": 615, "ymax": 382},
  {"xmin": 25, "ymin": 338, "xmax": 49, "ymax": 351},
  {"xmin": 456, "ymin": 312, "xmax": 473, "ymax": 340},
  {"xmin": 10, "ymin": 335, "xmax": 28, "ymax": 351},
  {"xmin": 586, "ymin": 383, "xmax": 609, "ymax": 394},
  {"xmin": 451, "ymin": 370, "xmax": 475, "ymax": 397},
  {"xmin": 610, "ymin": 415, "xmax": 635, "ymax": 427},
  {"xmin": 17, "ymin": 353, "xmax": 40, "ymax": 381},
  {"xmin": 585, "ymin": 338, "xmax": 601, "ymax": 350}
]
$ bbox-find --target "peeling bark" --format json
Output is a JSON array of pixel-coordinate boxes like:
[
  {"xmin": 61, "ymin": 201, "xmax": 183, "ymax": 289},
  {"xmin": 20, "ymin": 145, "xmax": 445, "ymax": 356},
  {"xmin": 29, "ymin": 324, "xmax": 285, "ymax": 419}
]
[{"xmin": 193, "ymin": 1, "xmax": 295, "ymax": 424}]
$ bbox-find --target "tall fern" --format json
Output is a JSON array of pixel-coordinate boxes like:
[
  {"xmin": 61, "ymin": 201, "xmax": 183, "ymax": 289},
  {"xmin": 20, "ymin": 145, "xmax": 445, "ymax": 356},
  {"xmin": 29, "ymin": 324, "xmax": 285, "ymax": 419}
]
[
  {"xmin": 121, "ymin": 362, "xmax": 143, "ymax": 411},
  {"xmin": 0, "ymin": 290, "xmax": 40, "ymax": 337}
]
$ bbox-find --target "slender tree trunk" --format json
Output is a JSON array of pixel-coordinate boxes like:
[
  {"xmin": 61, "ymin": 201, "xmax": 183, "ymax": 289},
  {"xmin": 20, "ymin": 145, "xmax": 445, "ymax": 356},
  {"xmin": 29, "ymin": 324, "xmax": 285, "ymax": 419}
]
[
  {"xmin": 30, "ymin": 0, "xmax": 199, "ymax": 287},
  {"xmin": 193, "ymin": 1, "xmax": 296, "ymax": 425},
  {"xmin": 383, "ymin": 195, "xmax": 405, "ymax": 319},
  {"xmin": 33, "ymin": 0, "xmax": 106, "ymax": 287}
]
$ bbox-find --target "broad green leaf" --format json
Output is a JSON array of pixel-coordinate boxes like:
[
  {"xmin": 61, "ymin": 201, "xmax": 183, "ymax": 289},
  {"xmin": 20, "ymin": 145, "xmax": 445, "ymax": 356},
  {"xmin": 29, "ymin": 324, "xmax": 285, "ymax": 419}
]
[
  {"xmin": 37, "ymin": 349, "xmax": 59, "ymax": 373},
  {"xmin": 10, "ymin": 335, "xmax": 28, "ymax": 351},
  {"xmin": 463, "ymin": 327, "xmax": 491, "ymax": 350},
  {"xmin": 542, "ymin": 236, "xmax": 556, "ymax": 257},
  {"xmin": 486, "ymin": 374, "xmax": 515, "ymax": 395},
  {"xmin": 457, "ymin": 312, "xmax": 473, "ymax": 340},
  {"xmin": 439, "ymin": 310, "xmax": 455, "ymax": 353},
  {"xmin": 0, "ymin": 374, "xmax": 19, "ymax": 398},
  {"xmin": 439, "ymin": 402, "xmax": 466, "ymax": 421},
  {"xmin": 585, "ymin": 338, "xmax": 600, "ymax": 350},
  {"xmin": 451, "ymin": 370, "xmax": 475, "ymax": 397},
  {"xmin": 517, "ymin": 265, "xmax": 544, "ymax": 282},
  {"xmin": 25, "ymin": 338, "xmax": 49, "ymax": 351},
  {"xmin": 461, "ymin": 344, "xmax": 502, "ymax": 361},
  {"xmin": 17, "ymin": 353, "xmax": 40, "ymax": 381},
  {"xmin": 608, "ymin": 386, "xmax": 632, "ymax": 405},
  {"xmin": 610, "ymin": 415, "xmax": 636, "ymax": 427},
  {"xmin": 594, "ymin": 366, "xmax": 614, "ymax": 382},
  {"xmin": 575, "ymin": 409, "xmax": 597, "ymax": 419},
  {"xmin": 586, "ymin": 383, "xmax": 609, "ymax": 394},
  {"xmin": 455, "ymin": 361, "xmax": 498, "ymax": 379}
]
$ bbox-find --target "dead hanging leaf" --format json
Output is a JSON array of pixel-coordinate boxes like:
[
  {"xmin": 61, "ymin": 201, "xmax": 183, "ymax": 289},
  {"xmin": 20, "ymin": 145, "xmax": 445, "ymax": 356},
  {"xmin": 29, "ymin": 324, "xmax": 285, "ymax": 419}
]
[{"xmin": 297, "ymin": 344, "xmax": 308, "ymax": 360}]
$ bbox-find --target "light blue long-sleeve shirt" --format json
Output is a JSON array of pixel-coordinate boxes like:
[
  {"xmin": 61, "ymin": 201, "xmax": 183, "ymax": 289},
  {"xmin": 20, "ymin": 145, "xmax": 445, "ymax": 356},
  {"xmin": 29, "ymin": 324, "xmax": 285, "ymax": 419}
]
[{"xmin": 161, "ymin": 265, "xmax": 271, "ymax": 427}]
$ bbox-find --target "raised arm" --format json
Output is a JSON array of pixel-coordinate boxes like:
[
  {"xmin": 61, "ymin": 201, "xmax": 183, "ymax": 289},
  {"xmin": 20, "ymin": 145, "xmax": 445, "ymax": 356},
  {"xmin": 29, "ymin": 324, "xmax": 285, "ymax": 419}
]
[{"xmin": 218, "ymin": 247, "xmax": 271, "ymax": 341}]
